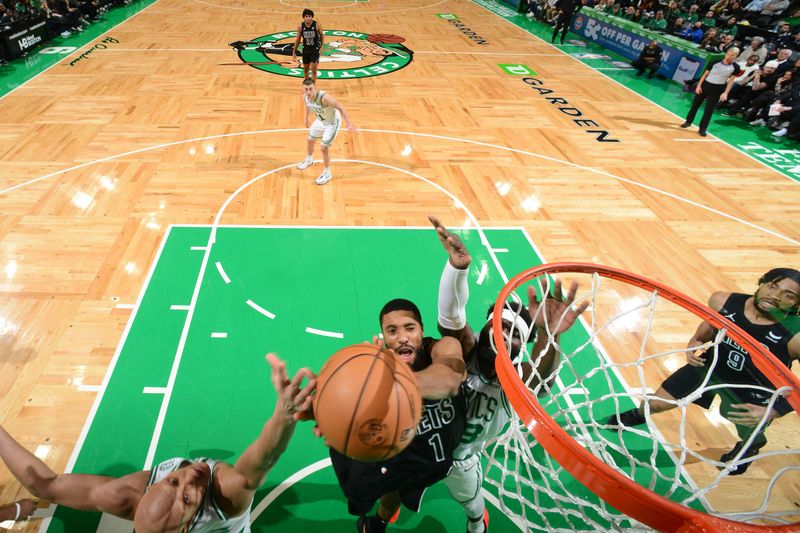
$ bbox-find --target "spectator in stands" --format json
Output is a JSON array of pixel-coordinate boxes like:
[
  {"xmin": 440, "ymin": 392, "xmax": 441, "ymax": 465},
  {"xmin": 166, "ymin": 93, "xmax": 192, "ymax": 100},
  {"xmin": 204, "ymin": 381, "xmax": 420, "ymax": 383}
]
[
  {"xmin": 748, "ymin": 68, "xmax": 796, "ymax": 126},
  {"xmin": 42, "ymin": 0, "xmax": 79, "ymax": 37},
  {"xmin": 733, "ymin": 53, "xmax": 764, "ymax": 89},
  {"xmin": 686, "ymin": 4, "xmax": 701, "ymax": 24},
  {"xmin": 710, "ymin": 0, "xmax": 730, "ymax": 14},
  {"xmin": 622, "ymin": 5, "xmax": 638, "ymax": 20},
  {"xmin": 632, "ymin": 39, "xmax": 663, "ymax": 78},
  {"xmin": 766, "ymin": 25, "xmax": 794, "ymax": 55},
  {"xmin": 69, "ymin": 0, "xmax": 96, "ymax": 22},
  {"xmin": 771, "ymin": 104, "xmax": 800, "ymax": 138},
  {"xmin": 664, "ymin": 0, "xmax": 686, "ymax": 23},
  {"xmin": 680, "ymin": 20, "xmax": 706, "ymax": 41},
  {"xmin": 646, "ymin": 9, "xmax": 668, "ymax": 30},
  {"xmin": 709, "ymin": 0, "xmax": 732, "ymax": 17},
  {"xmin": 526, "ymin": 0, "xmax": 546, "ymax": 19},
  {"xmin": 638, "ymin": 0, "xmax": 658, "ymax": 14},
  {"xmin": 0, "ymin": 3, "xmax": 13, "ymax": 23},
  {"xmin": 773, "ymin": 47, "xmax": 794, "ymax": 74},
  {"xmin": 701, "ymin": 9, "xmax": 717, "ymax": 27},
  {"xmin": 719, "ymin": 33, "xmax": 739, "ymax": 51},
  {"xmin": 742, "ymin": 0, "xmax": 772, "ymax": 17},
  {"xmin": 609, "ymin": 2, "xmax": 622, "ymax": 16},
  {"xmin": 700, "ymin": 27, "xmax": 721, "ymax": 49},
  {"xmin": 720, "ymin": 16, "xmax": 740, "ymax": 36},
  {"xmin": 774, "ymin": 22, "xmax": 792, "ymax": 39},
  {"xmin": 716, "ymin": 0, "xmax": 744, "ymax": 23},
  {"xmin": 668, "ymin": 16, "xmax": 688, "ymax": 35},
  {"xmin": 786, "ymin": 32, "xmax": 800, "ymax": 53},
  {"xmin": 725, "ymin": 59, "xmax": 779, "ymax": 115},
  {"xmin": 754, "ymin": 0, "xmax": 790, "ymax": 26},
  {"xmin": 681, "ymin": 46, "xmax": 742, "ymax": 136},
  {"xmin": 544, "ymin": 0, "xmax": 560, "ymax": 24},
  {"xmin": 783, "ymin": 7, "xmax": 800, "ymax": 28},
  {"xmin": 737, "ymin": 36, "xmax": 768, "ymax": 64}
]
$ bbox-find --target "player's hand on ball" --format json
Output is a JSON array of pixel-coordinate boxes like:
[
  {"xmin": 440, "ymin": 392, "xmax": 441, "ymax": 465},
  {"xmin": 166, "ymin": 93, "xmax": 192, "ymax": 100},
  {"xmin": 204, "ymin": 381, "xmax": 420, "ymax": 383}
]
[
  {"xmin": 370, "ymin": 335, "xmax": 385, "ymax": 349},
  {"xmin": 266, "ymin": 353, "xmax": 316, "ymax": 421}
]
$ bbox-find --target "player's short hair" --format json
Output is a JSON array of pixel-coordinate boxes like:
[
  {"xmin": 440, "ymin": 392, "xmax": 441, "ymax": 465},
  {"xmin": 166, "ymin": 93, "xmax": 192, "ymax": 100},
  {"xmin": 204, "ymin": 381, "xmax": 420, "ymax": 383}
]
[
  {"xmin": 380, "ymin": 299, "xmax": 423, "ymax": 328},
  {"xmin": 302, "ymin": 77, "xmax": 315, "ymax": 86},
  {"xmin": 759, "ymin": 268, "xmax": 800, "ymax": 289},
  {"xmin": 302, "ymin": 8, "xmax": 314, "ymax": 17}
]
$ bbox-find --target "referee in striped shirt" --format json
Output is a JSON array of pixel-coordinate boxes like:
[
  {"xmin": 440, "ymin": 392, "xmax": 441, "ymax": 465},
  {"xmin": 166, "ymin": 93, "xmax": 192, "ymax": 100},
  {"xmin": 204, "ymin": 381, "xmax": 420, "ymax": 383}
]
[{"xmin": 680, "ymin": 47, "xmax": 741, "ymax": 137}]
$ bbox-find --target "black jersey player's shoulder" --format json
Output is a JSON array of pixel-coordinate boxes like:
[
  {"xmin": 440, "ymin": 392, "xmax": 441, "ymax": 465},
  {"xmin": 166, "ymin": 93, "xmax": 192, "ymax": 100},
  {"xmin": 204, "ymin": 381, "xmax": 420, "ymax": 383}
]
[{"xmin": 708, "ymin": 290, "xmax": 734, "ymax": 312}]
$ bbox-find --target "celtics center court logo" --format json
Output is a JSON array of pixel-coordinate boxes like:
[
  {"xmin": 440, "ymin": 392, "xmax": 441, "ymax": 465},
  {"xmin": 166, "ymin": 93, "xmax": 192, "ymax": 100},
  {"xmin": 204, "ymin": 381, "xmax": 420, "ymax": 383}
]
[{"xmin": 231, "ymin": 30, "xmax": 413, "ymax": 79}]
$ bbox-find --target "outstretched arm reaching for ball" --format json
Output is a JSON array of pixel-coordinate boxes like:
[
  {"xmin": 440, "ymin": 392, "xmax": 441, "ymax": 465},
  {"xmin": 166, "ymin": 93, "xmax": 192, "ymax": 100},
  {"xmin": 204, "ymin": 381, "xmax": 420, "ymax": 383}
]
[
  {"xmin": 526, "ymin": 279, "xmax": 588, "ymax": 395},
  {"xmin": 415, "ymin": 336, "xmax": 466, "ymax": 400},
  {"xmin": 220, "ymin": 355, "xmax": 316, "ymax": 515},
  {"xmin": 429, "ymin": 215, "xmax": 478, "ymax": 358},
  {"xmin": 0, "ymin": 424, "xmax": 147, "ymax": 519}
]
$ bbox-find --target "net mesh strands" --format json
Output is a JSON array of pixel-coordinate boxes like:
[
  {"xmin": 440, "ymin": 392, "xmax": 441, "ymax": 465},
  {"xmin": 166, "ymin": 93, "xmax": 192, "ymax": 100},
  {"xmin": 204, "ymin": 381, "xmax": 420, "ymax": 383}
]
[{"xmin": 481, "ymin": 263, "xmax": 800, "ymax": 532}]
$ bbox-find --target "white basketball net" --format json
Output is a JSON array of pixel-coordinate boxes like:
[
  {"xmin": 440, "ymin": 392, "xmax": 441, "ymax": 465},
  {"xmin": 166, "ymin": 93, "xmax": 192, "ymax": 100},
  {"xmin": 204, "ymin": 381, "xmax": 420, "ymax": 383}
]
[{"xmin": 482, "ymin": 270, "xmax": 800, "ymax": 532}]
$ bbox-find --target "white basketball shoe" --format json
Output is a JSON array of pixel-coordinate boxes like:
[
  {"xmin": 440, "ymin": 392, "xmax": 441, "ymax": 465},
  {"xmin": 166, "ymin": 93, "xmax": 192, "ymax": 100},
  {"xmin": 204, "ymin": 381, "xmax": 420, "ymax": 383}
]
[
  {"xmin": 315, "ymin": 169, "xmax": 332, "ymax": 185},
  {"xmin": 297, "ymin": 157, "xmax": 314, "ymax": 170}
]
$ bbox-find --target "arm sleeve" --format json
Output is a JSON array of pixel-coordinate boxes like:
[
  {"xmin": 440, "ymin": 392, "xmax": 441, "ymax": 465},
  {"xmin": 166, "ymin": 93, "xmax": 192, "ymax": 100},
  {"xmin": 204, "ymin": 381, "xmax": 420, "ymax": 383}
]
[{"xmin": 438, "ymin": 261, "xmax": 469, "ymax": 330}]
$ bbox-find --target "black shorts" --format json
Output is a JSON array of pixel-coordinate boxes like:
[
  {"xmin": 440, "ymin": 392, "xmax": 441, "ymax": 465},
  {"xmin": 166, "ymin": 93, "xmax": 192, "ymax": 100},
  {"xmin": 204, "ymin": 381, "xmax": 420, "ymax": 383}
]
[
  {"xmin": 302, "ymin": 48, "xmax": 320, "ymax": 64},
  {"xmin": 661, "ymin": 364, "xmax": 771, "ymax": 411},
  {"xmin": 329, "ymin": 449, "xmax": 452, "ymax": 516}
]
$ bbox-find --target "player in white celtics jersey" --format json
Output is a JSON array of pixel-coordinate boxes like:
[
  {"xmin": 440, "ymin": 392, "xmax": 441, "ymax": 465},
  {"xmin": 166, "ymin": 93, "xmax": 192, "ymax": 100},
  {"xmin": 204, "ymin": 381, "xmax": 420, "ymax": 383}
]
[
  {"xmin": 429, "ymin": 216, "xmax": 587, "ymax": 533},
  {"xmin": 297, "ymin": 77, "xmax": 356, "ymax": 185},
  {"xmin": 0, "ymin": 354, "xmax": 316, "ymax": 532}
]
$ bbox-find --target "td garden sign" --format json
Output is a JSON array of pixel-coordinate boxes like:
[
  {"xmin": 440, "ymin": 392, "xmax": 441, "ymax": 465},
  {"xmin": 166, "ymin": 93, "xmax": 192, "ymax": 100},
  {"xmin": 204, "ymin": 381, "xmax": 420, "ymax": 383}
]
[{"xmin": 233, "ymin": 30, "xmax": 414, "ymax": 79}]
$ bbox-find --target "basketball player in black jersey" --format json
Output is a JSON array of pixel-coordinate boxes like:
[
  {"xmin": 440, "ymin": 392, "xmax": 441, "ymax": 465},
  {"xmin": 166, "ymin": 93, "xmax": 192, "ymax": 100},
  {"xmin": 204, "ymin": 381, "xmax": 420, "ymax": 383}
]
[
  {"xmin": 292, "ymin": 9, "xmax": 323, "ymax": 82},
  {"xmin": 329, "ymin": 298, "xmax": 467, "ymax": 533},
  {"xmin": 608, "ymin": 268, "xmax": 800, "ymax": 475}
]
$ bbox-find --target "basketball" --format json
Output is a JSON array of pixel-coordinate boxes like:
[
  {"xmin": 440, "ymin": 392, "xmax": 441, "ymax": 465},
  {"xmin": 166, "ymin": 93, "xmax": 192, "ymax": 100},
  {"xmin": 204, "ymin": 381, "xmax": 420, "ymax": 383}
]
[
  {"xmin": 366, "ymin": 33, "xmax": 406, "ymax": 44},
  {"xmin": 312, "ymin": 344, "xmax": 422, "ymax": 462}
]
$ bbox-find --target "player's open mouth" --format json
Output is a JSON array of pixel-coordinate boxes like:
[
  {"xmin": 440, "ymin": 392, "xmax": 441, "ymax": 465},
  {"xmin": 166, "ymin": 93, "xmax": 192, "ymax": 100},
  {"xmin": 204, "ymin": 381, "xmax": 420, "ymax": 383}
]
[{"xmin": 396, "ymin": 347, "xmax": 415, "ymax": 362}]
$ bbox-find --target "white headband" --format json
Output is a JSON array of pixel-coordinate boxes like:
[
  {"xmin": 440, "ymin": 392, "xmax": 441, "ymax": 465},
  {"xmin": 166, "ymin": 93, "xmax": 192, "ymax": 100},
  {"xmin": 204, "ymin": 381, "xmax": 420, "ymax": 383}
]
[{"xmin": 486, "ymin": 308, "xmax": 532, "ymax": 344}]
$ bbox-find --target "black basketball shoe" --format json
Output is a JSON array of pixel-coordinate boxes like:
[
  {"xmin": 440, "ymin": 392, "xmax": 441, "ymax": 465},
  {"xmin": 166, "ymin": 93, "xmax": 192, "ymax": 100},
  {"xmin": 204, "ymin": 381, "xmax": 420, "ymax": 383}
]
[
  {"xmin": 719, "ymin": 441, "xmax": 763, "ymax": 476},
  {"xmin": 357, "ymin": 515, "xmax": 387, "ymax": 533},
  {"xmin": 606, "ymin": 408, "xmax": 646, "ymax": 428}
]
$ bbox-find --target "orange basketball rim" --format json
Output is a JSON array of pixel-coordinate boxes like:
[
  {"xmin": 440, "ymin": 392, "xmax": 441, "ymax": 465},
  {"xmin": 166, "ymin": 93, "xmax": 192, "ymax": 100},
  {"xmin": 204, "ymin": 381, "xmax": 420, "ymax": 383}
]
[{"xmin": 492, "ymin": 262, "xmax": 800, "ymax": 533}]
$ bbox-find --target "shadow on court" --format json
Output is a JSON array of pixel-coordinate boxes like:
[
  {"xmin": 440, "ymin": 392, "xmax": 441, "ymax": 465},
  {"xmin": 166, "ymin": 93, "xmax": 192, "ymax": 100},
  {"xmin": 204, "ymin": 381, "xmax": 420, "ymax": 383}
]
[{"xmin": 252, "ymin": 480, "xmax": 464, "ymax": 531}]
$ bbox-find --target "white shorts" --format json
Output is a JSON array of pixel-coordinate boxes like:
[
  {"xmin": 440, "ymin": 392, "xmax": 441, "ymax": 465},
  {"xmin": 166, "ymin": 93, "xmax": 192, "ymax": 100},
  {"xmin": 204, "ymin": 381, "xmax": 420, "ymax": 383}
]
[
  {"xmin": 443, "ymin": 453, "xmax": 483, "ymax": 504},
  {"xmin": 308, "ymin": 115, "xmax": 341, "ymax": 147}
]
